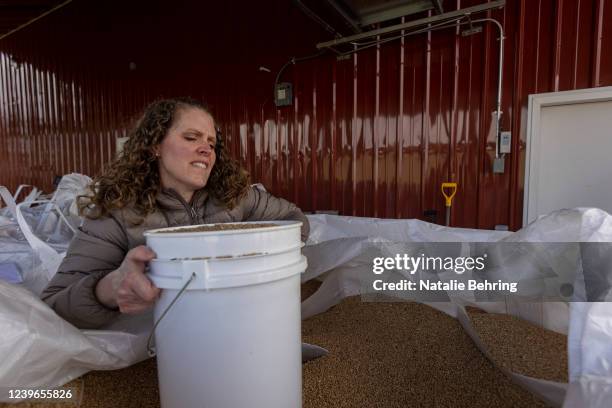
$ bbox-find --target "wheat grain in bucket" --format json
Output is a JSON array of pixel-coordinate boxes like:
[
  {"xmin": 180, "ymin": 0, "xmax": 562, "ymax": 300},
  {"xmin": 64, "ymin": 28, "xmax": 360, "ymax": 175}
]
[{"xmin": 40, "ymin": 97, "xmax": 309, "ymax": 328}]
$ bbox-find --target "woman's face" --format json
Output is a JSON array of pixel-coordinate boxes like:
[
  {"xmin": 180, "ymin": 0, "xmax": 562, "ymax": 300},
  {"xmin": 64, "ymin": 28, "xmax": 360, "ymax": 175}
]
[{"xmin": 156, "ymin": 107, "xmax": 216, "ymax": 202}]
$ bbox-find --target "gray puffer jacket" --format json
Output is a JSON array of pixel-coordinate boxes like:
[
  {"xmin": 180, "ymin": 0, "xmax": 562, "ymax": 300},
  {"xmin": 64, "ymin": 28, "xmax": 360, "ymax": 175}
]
[{"xmin": 41, "ymin": 186, "xmax": 309, "ymax": 329}]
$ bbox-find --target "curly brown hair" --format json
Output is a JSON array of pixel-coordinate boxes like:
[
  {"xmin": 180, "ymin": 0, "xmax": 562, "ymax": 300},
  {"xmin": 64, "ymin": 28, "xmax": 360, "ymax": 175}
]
[{"xmin": 79, "ymin": 97, "xmax": 249, "ymax": 222}]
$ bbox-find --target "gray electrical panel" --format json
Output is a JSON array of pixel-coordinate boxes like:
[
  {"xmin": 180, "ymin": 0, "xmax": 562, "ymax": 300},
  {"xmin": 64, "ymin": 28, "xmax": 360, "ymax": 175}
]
[{"xmin": 275, "ymin": 82, "xmax": 293, "ymax": 107}]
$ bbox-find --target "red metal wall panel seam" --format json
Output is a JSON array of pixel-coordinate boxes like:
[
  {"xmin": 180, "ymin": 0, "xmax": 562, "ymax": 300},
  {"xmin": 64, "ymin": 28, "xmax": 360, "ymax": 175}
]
[
  {"xmin": 311, "ymin": 66, "xmax": 317, "ymax": 212},
  {"xmin": 475, "ymin": 6, "xmax": 492, "ymax": 229},
  {"xmin": 39, "ymin": 64, "xmax": 49, "ymax": 190},
  {"xmin": 101, "ymin": 79, "xmax": 111, "ymax": 172},
  {"xmin": 351, "ymin": 48, "xmax": 358, "ymax": 216},
  {"xmin": 25, "ymin": 60, "xmax": 38, "ymax": 188},
  {"xmin": 56, "ymin": 66, "xmax": 65, "ymax": 185},
  {"xmin": 113, "ymin": 78, "xmax": 123, "ymax": 165},
  {"xmin": 572, "ymin": 0, "xmax": 581, "ymax": 89},
  {"xmin": 591, "ymin": 0, "xmax": 604, "ymax": 87},
  {"xmin": 331, "ymin": 59, "xmax": 337, "ymax": 211},
  {"xmin": 259, "ymin": 97, "xmax": 266, "ymax": 198},
  {"xmin": 71, "ymin": 81, "xmax": 81, "ymax": 178},
  {"xmin": 76, "ymin": 79, "xmax": 84, "ymax": 180},
  {"xmin": 6, "ymin": 51, "xmax": 15, "ymax": 188},
  {"xmin": 55, "ymin": 62, "xmax": 66, "ymax": 176},
  {"xmin": 44, "ymin": 66, "xmax": 53, "ymax": 190},
  {"xmin": 577, "ymin": 1, "xmax": 596, "ymax": 107},
  {"xmin": 58, "ymin": 62, "xmax": 72, "ymax": 176},
  {"xmin": 10, "ymin": 56, "xmax": 21, "ymax": 187},
  {"xmin": 65, "ymin": 77, "xmax": 73, "ymax": 177},
  {"xmin": 449, "ymin": 2, "xmax": 461, "ymax": 226},
  {"xmin": 373, "ymin": 37, "xmax": 380, "ymax": 218},
  {"xmin": 88, "ymin": 77, "xmax": 101, "ymax": 177},
  {"xmin": 0, "ymin": 54, "xmax": 6, "ymax": 184},
  {"xmin": 17, "ymin": 60, "xmax": 28, "ymax": 185},
  {"xmin": 24, "ymin": 61, "xmax": 34, "ymax": 187},
  {"xmin": 31, "ymin": 62, "xmax": 44, "ymax": 189},
  {"xmin": 48, "ymin": 63, "xmax": 62, "ymax": 177},
  {"xmin": 88, "ymin": 72, "xmax": 96, "ymax": 180},
  {"xmin": 0, "ymin": 52, "xmax": 11, "ymax": 187},
  {"xmin": 552, "ymin": 0, "xmax": 563, "ymax": 91},
  {"xmin": 275, "ymin": 105, "xmax": 281, "ymax": 199},
  {"xmin": 42, "ymin": 56, "xmax": 53, "ymax": 190},
  {"xmin": 83, "ymin": 72, "xmax": 93, "ymax": 180},
  {"xmin": 18, "ymin": 56, "xmax": 28, "ymax": 187},
  {"xmin": 598, "ymin": 0, "xmax": 611, "ymax": 84},
  {"xmin": 7, "ymin": 49, "xmax": 19, "ymax": 189},
  {"xmin": 421, "ymin": 19, "xmax": 432, "ymax": 220},
  {"xmin": 396, "ymin": 21, "xmax": 405, "ymax": 219},
  {"xmin": 508, "ymin": 0, "xmax": 527, "ymax": 231},
  {"xmin": 40, "ymin": 68, "xmax": 53, "ymax": 186},
  {"xmin": 464, "ymin": 31, "xmax": 477, "ymax": 228},
  {"xmin": 35, "ymin": 62, "xmax": 45, "ymax": 189},
  {"xmin": 66, "ymin": 65, "xmax": 75, "ymax": 175},
  {"xmin": 292, "ymin": 66, "xmax": 299, "ymax": 205},
  {"xmin": 534, "ymin": 0, "xmax": 542, "ymax": 94},
  {"xmin": 498, "ymin": 2, "xmax": 512, "ymax": 227}
]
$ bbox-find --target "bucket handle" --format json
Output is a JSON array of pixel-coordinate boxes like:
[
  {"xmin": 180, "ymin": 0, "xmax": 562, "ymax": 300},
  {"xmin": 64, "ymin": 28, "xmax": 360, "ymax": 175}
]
[{"xmin": 146, "ymin": 272, "xmax": 196, "ymax": 356}]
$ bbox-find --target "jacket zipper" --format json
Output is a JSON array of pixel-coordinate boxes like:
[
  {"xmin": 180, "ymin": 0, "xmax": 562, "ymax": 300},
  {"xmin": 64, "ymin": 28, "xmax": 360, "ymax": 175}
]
[
  {"xmin": 189, "ymin": 206, "xmax": 198, "ymax": 225},
  {"xmin": 167, "ymin": 189, "xmax": 200, "ymax": 225}
]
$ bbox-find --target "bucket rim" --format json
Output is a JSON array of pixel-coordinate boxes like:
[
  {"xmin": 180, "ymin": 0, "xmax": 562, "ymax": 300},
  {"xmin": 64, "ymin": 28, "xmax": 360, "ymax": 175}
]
[
  {"xmin": 144, "ymin": 220, "xmax": 302, "ymax": 237},
  {"xmin": 149, "ymin": 256, "xmax": 307, "ymax": 290}
]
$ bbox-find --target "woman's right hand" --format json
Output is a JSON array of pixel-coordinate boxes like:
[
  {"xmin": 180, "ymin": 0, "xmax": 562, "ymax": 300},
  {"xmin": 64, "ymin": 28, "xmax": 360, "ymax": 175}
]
[{"xmin": 95, "ymin": 245, "xmax": 161, "ymax": 314}]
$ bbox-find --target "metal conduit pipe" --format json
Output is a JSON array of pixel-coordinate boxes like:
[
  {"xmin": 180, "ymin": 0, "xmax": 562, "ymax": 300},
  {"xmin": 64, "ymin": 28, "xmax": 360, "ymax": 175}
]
[{"xmin": 473, "ymin": 18, "xmax": 505, "ymax": 159}]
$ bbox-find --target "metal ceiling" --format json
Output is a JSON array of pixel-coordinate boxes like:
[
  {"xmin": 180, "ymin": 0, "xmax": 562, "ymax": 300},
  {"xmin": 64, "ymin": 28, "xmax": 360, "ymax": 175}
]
[
  {"xmin": 327, "ymin": 0, "xmax": 444, "ymax": 29},
  {"xmin": 0, "ymin": 0, "xmax": 70, "ymax": 40}
]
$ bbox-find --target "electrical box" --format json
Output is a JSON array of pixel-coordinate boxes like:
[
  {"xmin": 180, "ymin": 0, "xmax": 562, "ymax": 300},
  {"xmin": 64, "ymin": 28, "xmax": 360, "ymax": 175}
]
[
  {"xmin": 274, "ymin": 82, "xmax": 293, "ymax": 107},
  {"xmin": 493, "ymin": 157, "xmax": 504, "ymax": 173},
  {"xmin": 499, "ymin": 131, "xmax": 511, "ymax": 154}
]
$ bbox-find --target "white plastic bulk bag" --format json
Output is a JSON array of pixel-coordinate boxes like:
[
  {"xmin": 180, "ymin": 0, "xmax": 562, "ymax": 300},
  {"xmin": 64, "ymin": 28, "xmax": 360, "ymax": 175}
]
[{"xmin": 303, "ymin": 209, "xmax": 612, "ymax": 408}]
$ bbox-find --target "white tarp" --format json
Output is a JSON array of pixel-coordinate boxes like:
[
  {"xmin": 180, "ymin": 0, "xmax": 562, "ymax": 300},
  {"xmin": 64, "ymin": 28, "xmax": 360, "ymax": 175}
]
[{"xmin": 0, "ymin": 206, "xmax": 611, "ymax": 407}]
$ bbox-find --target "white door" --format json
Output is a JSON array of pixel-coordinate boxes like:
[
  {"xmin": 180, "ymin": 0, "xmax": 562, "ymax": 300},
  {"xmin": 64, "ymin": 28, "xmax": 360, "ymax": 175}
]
[{"xmin": 524, "ymin": 87, "xmax": 612, "ymax": 225}]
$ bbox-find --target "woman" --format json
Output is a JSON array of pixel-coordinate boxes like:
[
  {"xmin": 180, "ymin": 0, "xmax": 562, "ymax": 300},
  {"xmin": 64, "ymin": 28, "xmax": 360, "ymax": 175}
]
[{"xmin": 41, "ymin": 98, "xmax": 309, "ymax": 329}]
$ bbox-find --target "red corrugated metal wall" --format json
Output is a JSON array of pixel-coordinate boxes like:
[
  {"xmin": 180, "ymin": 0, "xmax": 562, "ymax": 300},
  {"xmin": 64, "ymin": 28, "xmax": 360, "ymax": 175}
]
[{"xmin": 1, "ymin": 0, "xmax": 611, "ymax": 230}]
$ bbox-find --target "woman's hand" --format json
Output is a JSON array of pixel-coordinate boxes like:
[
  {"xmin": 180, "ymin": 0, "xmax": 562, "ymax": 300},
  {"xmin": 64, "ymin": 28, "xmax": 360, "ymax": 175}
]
[{"xmin": 95, "ymin": 246, "xmax": 161, "ymax": 313}]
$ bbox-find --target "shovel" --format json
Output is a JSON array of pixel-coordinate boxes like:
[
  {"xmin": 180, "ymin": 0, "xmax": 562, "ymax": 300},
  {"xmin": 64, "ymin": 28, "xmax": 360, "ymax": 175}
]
[{"xmin": 441, "ymin": 183, "xmax": 457, "ymax": 227}]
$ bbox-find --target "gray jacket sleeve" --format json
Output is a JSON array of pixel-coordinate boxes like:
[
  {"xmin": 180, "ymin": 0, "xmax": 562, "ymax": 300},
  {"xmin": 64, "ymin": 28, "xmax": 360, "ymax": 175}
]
[
  {"xmin": 40, "ymin": 215, "xmax": 128, "ymax": 329},
  {"xmin": 242, "ymin": 186, "xmax": 310, "ymax": 242}
]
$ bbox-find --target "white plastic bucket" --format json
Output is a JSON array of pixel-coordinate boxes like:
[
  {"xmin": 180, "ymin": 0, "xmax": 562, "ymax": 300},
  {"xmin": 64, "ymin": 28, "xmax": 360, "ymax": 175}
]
[{"xmin": 145, "ymin": 221, "xmax": 306, "ymax": 408}]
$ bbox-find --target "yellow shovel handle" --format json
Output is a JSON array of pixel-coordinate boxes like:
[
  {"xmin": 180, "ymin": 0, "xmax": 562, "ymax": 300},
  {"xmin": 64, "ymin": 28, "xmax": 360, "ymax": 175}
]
[{"xmin": 441, "ymin": 183, "xmax": 457, "ymax": 207}]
